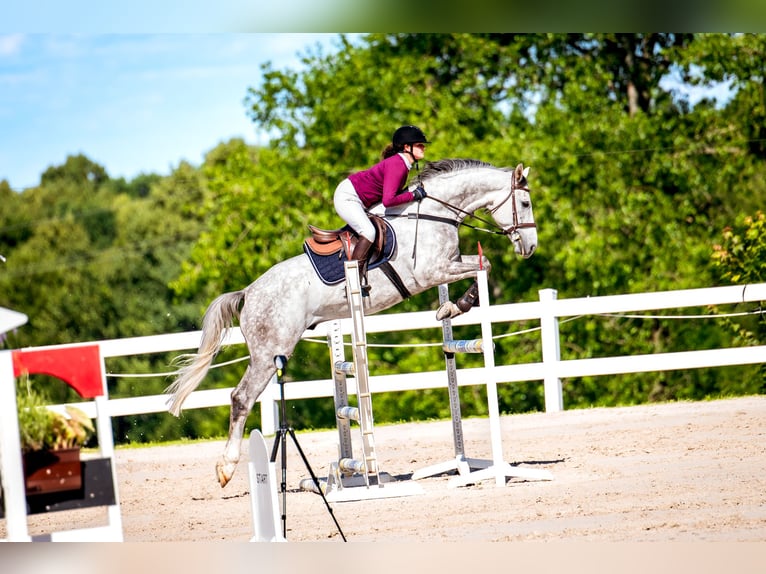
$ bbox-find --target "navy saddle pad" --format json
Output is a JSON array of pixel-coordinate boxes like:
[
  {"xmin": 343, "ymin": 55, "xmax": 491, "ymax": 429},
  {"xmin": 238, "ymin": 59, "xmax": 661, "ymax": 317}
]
[{"xmin": 303, "ymin": 220, "xmax": 397, "ymax": 285}]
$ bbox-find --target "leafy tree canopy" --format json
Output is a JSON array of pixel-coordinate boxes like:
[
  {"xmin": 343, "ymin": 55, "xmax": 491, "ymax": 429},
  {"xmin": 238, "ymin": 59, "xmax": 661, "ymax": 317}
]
[{"xmin": 3, "ymin": 34, "xmax": 764, "ymax": 442}]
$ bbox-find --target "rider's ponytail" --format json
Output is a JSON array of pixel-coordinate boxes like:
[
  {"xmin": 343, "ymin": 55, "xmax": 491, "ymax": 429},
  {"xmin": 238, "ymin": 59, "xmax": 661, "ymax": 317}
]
[{"xmin": 381, "ymin": 143, "xmax": 397, "ymax": 160}]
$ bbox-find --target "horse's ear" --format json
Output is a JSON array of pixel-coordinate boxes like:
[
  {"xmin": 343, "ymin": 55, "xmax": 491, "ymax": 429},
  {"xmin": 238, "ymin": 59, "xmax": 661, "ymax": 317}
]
[
  {"xmin": 522, "ymin": 166, "xmax": 530, "ymax": 179},
  {"xmin": 514, "ymin": 163, "xmax": 528, "ymax": 181}
]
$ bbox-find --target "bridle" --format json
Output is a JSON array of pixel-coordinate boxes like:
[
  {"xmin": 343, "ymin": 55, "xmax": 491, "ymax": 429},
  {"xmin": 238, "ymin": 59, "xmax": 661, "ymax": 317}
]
[
  {"xmin": 400, "ymin": 169, "xmax": 536, "ymax": 267},
  {"xmin": 419, "ymin": 170, "xmax": 536, "ymax": 241}
]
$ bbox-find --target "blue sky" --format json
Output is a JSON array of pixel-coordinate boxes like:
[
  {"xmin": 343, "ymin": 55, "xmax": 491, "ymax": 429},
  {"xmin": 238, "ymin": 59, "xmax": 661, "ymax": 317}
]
[
  {"xmin": 0, "ymin": 34, "xmax": 341, "ymax": 190},
  {"xmin": 0, "ymin": 33, "xmax": 737, "ymax": 192}
]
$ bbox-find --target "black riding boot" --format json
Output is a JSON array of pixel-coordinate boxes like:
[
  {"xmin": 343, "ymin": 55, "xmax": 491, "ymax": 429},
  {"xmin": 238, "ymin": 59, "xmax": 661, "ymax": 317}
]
[{"xmin": 350, "ymin": 236, "xmax": 374, "ymax": 295}]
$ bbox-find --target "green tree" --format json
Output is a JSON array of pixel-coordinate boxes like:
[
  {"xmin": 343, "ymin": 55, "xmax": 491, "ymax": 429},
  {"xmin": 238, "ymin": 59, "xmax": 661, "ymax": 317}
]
[
  {"xmin": 522, "ymin": 34, "xmax": 765, "ymax": 406},
  {"xmin": 0, "ymin": 154, "xmax": 217, "ymax": 442},
  {"xmin": 40, "ymin": 154, "xmax": 109, "ymax": 187},
  {"xmin": 710, "ymin": 210, "xmax": 766, "ymax": 391},
  {"xmin": 7, "ymin": 34, "xmax": 763, "ymax": 444},
  {"xmin": 713, "ymin": 212, "xmax": 766, "ymax": 285},
  {"xmin": 670, "ymin": 33, "xmax": 766, "ymax": 158},
  {"xmin": 172, "ymin": 33, "xmax": 766, "ymax": 425}
]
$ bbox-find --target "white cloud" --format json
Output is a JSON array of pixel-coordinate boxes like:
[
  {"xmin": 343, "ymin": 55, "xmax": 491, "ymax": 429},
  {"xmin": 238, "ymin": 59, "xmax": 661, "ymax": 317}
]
[{"xmin": 0, "ymin": 33, "xmax": 24, "ymax": 56}]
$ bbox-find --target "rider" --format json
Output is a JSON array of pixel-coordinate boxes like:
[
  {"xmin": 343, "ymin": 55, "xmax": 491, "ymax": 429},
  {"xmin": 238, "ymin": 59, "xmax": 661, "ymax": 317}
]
[{"xmin": 333, "ymin": 125, "xmax": 429, "ymax": 290}]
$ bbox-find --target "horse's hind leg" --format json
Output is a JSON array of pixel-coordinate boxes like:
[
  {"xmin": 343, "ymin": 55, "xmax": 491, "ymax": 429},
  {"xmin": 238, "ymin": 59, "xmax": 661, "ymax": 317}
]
[{"xmin": 216, "ymin": 360, "xmax": 274, "ymax": 487}]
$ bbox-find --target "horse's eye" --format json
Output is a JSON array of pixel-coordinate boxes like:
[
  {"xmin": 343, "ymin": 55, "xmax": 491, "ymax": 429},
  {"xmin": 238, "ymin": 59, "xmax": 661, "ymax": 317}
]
[{"xmin": 521, "ymin": 200, "xmax": 531, "ymax": 209}]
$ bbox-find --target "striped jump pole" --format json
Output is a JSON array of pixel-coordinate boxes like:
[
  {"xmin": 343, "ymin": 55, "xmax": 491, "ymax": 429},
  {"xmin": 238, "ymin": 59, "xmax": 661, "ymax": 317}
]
[{"xmin": 411, "ymin": 283, "xmax": 493, "ymax": 481}]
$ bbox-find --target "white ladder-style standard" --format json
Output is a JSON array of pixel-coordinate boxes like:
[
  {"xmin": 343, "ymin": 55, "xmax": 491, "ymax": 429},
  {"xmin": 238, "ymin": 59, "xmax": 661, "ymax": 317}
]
[{"xmin": 312, "ymin": 260, "xmax": 422, "ymax": 502}]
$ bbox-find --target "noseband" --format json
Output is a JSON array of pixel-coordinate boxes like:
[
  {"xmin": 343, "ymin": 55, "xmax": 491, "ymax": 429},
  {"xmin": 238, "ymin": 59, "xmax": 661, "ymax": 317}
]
[{"xmin": 489, "ymin": 171, "xmax": 537, "ymax": 241}]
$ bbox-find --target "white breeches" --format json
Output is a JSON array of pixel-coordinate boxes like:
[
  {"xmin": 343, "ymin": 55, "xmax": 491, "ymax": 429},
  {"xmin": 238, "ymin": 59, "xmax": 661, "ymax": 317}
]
[{"xmin": 333, "ymin": 178, "xmax": 376, "ymax": 242}]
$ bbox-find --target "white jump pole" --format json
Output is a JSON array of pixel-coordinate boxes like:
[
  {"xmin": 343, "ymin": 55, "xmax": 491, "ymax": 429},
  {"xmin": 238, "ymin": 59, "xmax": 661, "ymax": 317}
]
[
  {"xmin": 479, "ymin": 269, "xmax": 506, "ymax": 486},
  {"xmin": 449, "ymin": 270, "xmax": 553, "ymax": 488},
  {"xmin": 0, "ymin": 350, "xmax": 31, "ymax": 541}
]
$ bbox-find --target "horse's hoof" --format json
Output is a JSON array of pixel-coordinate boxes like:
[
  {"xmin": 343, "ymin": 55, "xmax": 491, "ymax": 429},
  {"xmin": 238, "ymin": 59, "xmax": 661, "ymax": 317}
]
[
  {"xmin": 216, "ymin": 459, "xmax": 235, "ymax": 488},
  {"xmin": 436, "ymin": 301, "xmax": 462, "ymax": 321}
]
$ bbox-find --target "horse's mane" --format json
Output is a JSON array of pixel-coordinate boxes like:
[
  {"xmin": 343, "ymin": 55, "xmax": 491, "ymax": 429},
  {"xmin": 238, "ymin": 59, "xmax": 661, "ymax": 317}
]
[{"xmin": 419, "ymin": 158, "xmax": 498, "ymax": 182}]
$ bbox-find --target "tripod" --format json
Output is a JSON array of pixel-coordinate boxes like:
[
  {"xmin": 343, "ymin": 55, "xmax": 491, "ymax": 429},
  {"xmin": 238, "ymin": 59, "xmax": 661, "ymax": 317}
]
[{"xmin": 269, "ymin": 355, "xmax": 346, "ymax": 541}]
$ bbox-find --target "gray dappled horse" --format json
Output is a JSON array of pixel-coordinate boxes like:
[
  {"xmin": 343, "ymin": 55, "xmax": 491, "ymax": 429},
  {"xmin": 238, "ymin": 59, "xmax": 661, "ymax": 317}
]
[{"xmin": 166, "ymin": 159, "xmax": 537, "ymax": 487}]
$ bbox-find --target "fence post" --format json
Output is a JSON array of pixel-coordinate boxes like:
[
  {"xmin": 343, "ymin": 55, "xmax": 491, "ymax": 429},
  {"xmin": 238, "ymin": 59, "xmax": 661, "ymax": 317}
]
[{"xmin": 539, "ymin": 288, "xmax": 563, "ymax": 412}]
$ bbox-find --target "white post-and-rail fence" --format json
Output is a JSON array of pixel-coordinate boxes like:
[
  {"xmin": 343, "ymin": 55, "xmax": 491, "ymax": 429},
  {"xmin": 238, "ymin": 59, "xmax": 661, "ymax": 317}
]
[
  {"xmin": 8, "ymin": 281, "xmax": 766, "ymax": 437},
  {"xmin": 2, "ymin": 281, "xmax": 765, "ymax": 540}
]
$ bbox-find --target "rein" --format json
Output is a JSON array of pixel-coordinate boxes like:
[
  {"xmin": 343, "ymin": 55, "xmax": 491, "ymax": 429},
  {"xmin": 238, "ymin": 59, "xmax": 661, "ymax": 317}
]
[
  {"xmin": 418, "ymin": 170, "xmax": 536, "ymax": 238},
  {"xmin": 385, "ymin": 168, "xmax": 536, "ymax": 266},
  {"xmin": 402, "ymin": 169, "xmax": 536, "ymax": 265}
]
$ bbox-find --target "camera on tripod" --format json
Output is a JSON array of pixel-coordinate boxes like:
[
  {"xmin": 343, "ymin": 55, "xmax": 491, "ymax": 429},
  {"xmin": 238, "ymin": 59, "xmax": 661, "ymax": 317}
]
[{"xmin": 268, "ymin": 354, "xmax": 346, "ymax": 541}]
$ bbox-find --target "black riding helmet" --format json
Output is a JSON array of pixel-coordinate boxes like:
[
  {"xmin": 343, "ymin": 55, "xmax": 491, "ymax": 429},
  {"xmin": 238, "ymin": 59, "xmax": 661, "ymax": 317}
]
[{"xmin": 392, "ymin": 125, "xmax": 430, "ymax": 150}]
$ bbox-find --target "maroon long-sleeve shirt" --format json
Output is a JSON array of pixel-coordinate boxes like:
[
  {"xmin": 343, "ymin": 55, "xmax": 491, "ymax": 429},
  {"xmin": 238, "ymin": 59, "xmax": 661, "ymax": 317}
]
[{"xmin": 348, "ymin": 153, "xmax": 415, "ymax": 208}]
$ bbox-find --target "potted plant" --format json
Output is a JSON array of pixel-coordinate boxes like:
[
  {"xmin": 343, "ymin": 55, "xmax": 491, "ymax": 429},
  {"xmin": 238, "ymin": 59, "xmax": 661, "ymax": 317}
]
[{"xmin": 16, "ymin": 383, "xmax": 95, "ymax": 496}]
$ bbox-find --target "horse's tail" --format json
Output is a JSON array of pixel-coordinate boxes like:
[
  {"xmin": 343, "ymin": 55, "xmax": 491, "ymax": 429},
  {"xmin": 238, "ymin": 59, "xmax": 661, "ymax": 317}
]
[{"xmin": 166, "ymin": 290, "xmax": 245, "ymax": 416}]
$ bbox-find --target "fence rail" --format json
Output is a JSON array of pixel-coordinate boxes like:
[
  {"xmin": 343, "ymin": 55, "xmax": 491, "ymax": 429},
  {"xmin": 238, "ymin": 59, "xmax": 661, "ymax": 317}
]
[{"xmin": 35, "ymin": 281, "xmax": 766, "ymax": 435}]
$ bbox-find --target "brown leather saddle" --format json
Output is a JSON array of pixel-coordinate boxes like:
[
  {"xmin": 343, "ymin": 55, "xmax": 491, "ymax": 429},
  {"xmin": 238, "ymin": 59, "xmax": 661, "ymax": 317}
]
[
  {"xmin": 303, "ymin": 214, "xmax": 410, "ymax": 296},
  {"xmin": 305, "ymin": 214, "xmax": 389, "ymax": 262}
]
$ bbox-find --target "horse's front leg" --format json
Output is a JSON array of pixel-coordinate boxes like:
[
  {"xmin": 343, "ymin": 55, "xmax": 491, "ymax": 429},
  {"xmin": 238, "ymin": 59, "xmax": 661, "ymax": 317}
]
[
  {"xmin": 434, "ymin": 254, "xmax": 491, "ymax": 320},
  {"xmin": 439, "ymin": 254, "xmax": 491, "ymax": 282},
  {"xmin": 216, "ymin": 363, "xmax": 272, "ymax": 487}
]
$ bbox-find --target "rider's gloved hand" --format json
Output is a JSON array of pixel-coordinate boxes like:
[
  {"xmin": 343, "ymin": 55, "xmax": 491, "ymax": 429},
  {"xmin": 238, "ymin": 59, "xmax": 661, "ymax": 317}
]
[{"xmin": 412, "ymin": 185, "xmax": 427, "ymax": 201}]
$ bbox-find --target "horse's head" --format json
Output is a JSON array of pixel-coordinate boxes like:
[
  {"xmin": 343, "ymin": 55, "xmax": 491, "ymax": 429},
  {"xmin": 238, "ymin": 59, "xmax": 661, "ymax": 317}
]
[
  {"xmin": 490, "ymin": 163, "xmax": 537, "ymax": 258},
  {"xmin": 413, "ymin": 158, "xmax": 537, "ymax": 259}
]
